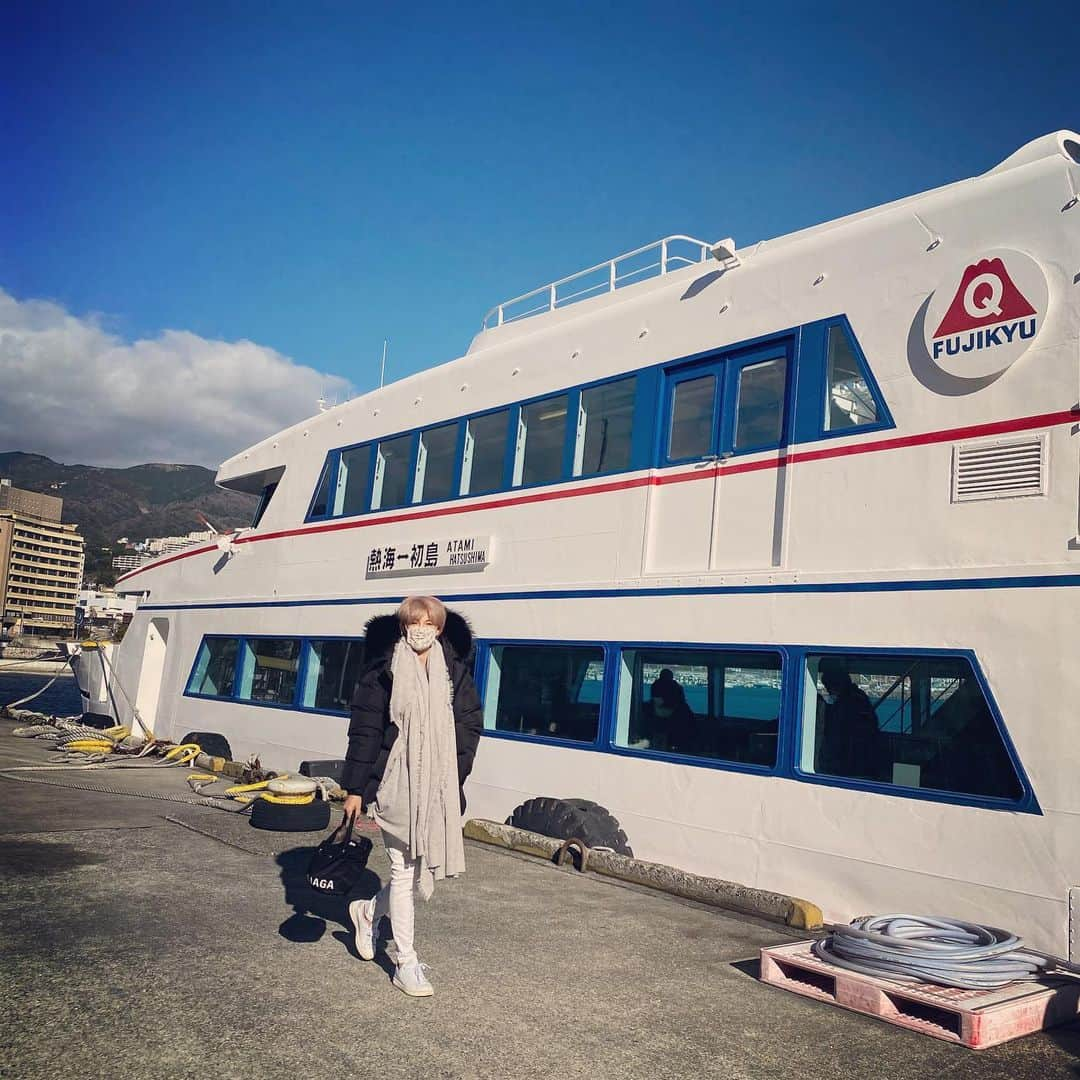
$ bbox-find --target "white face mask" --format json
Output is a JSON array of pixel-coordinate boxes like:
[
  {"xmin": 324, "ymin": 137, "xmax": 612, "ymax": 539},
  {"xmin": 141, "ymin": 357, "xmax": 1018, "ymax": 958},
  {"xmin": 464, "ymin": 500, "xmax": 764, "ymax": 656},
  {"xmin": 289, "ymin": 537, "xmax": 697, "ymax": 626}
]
[{"xmin": 405, "ymin": 624, "xmax": 438, "ymax": 653}]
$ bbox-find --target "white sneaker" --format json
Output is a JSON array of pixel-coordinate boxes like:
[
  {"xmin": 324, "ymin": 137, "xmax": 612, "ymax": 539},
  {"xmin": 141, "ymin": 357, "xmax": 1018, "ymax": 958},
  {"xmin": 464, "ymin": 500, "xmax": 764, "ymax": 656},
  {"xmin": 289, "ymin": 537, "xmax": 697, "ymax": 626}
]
[
  {"xmin": 393, "ymin": 960, "xmax": 434, "ymax": 997},
  {"xmin": 348, "ymin": 897, "xmax": 377, "ymax": 961}
]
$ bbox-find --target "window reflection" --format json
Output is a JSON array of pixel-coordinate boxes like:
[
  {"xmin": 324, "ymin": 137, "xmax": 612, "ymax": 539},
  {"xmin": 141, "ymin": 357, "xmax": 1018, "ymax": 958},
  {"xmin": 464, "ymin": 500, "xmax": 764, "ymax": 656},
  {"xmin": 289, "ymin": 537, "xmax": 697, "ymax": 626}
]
[
  {"xmin": 303, "ymin": 639, "xmax": 365, "ymax": 712},
  {"xmin": 825, "ymin": 326, "xmax": 877, "ymax": 431},
  {"xmin": 242, "ymin": 639, "xmax": 300, "ymax": 705},
  {"xmin": 735, "ymin": 357, "xmax": 786, "ymax": 449},
  {"xmin": 577, "ymin": 377, "xmax": 636, "ymax": 476},
  {"xmin": 669, "ymin": 375, "xmax": 715, "ymax": 460},
  {"xmin": 483, "ymin": 644, "xmax": 603, "ymax": 743},
  {"xmin": 371, "ymin": 434, "xmax": 413, "ymax": 510},
  {"xmin": 616, "ymin": 649, "xmax": 781, "ymax": 766},
  {"xmin": 519, "ymin": 395, "xmax": 568, "ymax": 486},
  {"xmin": 800, "ymin": 654, "xmax": 1022, "ymax": 800},
  {"xmin": 416, "ymin": 423, "xmax": 458, "ymax": 503},
  {"xmin": 461, "ymin": 411, "xmax": 508, "ymax": 495},
  {"xmin": 334, "ymin": 446, "xmax": 372, "ymax": 516}
]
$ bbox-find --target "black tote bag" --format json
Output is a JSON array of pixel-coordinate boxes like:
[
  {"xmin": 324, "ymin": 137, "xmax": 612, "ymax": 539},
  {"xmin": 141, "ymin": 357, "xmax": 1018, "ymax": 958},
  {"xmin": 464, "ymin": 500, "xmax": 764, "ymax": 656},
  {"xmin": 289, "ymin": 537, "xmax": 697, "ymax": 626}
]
[{"xmin": 306, "ymin": 810, "xmax": 373, "ymax": 895}]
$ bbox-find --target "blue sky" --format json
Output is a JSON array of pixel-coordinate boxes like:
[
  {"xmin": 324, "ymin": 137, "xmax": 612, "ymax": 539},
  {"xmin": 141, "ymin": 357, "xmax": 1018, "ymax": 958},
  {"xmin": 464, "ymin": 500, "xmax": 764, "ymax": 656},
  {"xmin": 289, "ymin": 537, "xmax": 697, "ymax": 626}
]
[{"xmin": 0, "ymin": 2, "xmax": 1074, "ymax": 462}]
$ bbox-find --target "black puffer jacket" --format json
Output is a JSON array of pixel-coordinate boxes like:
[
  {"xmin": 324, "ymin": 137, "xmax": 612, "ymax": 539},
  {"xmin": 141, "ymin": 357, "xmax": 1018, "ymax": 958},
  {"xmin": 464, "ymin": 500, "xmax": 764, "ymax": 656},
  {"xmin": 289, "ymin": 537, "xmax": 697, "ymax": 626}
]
[{"xmin": 341, "ymin": 610, "xmax": 483, "ymax": 813}]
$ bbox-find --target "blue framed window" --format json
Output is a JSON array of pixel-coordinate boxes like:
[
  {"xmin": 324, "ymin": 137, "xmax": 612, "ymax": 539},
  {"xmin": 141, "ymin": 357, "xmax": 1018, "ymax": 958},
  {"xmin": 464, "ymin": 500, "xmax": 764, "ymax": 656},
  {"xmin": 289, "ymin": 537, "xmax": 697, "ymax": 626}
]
[
  {"xmin": 302, "ymin": 317, "xmax": 890, "ymax": 522},
  {"xmin": 732, "ymin": 354, "xmax": 788, "ymax": 451},
  {"xmin": 184, "ymin": 634, "xmax": 365, "ymax": 716},
  {"xmin": 791, "ymin": 317, "xmax": 893, "ymax": 443},
  {"xmin": 614, "ymin": 647, "xmax": 782, "ymax": 768},
  {"xmin": 301, "ymin": 638, "xmax": 366, "ymax": 712},
  {"xmin": 574, "ymin": 374, "xmax": 637, "ymax": 477},
  {"xmin": 371, "ymin": 433, "xmax": 415, "ymax": 510},
  {"xmin": 514, "ymin": 393, "xmax": 570, "ymax": 487},
  {"xmin": 471, "ymin": 637, "xmax": 1034, "ymax": 813},
  {"xmin": 795, "ymin": 651, "xmax": 1025, "ymax": 803},
  {"xmin": 415, "ymin": 422, "xmax": 461, "ymax": 504},
  {"xmin": 251, "ymin": 481, "xmax": 279, "ymax": 529},
  {"xmin": 186, "ymin": 637, "xmax": 239, "ymax": 697},
  {"xmin": 308, "ymin": 460, "xmax": 333, "ymax": 519},
  {"xmin": 667, "ymin": 368, "xmax": 721, "ymax": 462},
  {"xmin": 240, "ymin": 638, "xmax": 302, "ymax": 705},
  {"xmin": 481, "ymin": 642, "xmax": 605, "ymax": 745},
  {"xmin": 461, "ymin": 409, "xmax": 511, "ymax": 496},
  {"xmin": 334, "ymin": 445, "xmax": 373, "ymax": 517},
  {"xmin": 662, "ymin": 339, "xmax": 792, "ymax": 464}
]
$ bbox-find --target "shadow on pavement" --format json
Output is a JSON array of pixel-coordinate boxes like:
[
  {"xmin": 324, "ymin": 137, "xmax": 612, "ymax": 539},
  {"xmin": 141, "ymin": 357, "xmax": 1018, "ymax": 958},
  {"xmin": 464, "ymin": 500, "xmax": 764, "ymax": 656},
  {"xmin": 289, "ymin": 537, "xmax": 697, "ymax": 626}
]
[{"xmin": 275, "ymin": 845, "xmax": 381, "ymax": 945}]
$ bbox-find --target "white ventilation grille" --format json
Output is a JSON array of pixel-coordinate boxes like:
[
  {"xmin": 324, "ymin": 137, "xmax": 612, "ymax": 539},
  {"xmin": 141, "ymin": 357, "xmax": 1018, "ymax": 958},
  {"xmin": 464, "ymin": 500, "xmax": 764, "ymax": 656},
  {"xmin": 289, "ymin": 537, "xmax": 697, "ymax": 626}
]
[{"xmin": 952, "ymin": 434, "xmax": 1047, "ymax": 502}]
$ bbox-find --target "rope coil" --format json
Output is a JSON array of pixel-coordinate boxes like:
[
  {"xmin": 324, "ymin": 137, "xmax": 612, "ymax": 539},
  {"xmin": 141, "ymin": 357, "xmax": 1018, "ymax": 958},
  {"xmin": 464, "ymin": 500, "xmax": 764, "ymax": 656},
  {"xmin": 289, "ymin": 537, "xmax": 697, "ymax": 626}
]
[{"xmin": 814, "ymin": 915, "xmax": 1080, "ymax": 990}]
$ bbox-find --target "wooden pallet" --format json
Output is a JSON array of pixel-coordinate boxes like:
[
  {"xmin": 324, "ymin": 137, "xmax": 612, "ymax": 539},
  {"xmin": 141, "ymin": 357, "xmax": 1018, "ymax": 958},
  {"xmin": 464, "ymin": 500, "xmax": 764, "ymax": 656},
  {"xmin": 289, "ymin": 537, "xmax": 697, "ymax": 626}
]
[{"xmin": 760, "ymin": 940, "xmax": 1080, "ymax": 1049}]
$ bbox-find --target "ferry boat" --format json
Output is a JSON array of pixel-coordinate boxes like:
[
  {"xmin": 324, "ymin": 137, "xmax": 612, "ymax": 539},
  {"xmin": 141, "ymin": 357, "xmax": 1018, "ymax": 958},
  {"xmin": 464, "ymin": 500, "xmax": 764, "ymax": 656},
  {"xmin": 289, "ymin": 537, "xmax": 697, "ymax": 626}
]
[{"xmin": 78, "ymin": 132, "xmax": 1080, "ymax": 954}]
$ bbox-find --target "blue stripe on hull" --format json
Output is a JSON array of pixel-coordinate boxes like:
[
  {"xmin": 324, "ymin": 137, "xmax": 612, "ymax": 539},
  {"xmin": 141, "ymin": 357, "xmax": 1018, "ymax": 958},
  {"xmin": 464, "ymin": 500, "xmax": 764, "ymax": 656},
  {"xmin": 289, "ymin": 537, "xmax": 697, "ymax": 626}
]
[{"xmin": 139, "ymin": 572, "xmax": 1080, "ymax": 612}]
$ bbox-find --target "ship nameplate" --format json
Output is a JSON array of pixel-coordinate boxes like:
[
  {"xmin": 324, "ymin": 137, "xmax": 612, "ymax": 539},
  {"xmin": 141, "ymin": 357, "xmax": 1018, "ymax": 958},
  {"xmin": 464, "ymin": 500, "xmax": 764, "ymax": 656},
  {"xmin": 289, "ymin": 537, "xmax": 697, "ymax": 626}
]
[{"xmin": 364, "ymin": 535, "xmax": 491, "ymax": 578}]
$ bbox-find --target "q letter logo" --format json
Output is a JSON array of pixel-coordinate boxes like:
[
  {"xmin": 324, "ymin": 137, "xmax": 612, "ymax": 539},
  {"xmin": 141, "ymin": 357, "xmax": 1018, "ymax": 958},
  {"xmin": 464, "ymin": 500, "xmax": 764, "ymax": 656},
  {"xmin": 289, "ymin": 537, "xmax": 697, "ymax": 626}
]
[{"xmin": 923, "ymin": 250, "xmax": 1048, "ymax": 380}]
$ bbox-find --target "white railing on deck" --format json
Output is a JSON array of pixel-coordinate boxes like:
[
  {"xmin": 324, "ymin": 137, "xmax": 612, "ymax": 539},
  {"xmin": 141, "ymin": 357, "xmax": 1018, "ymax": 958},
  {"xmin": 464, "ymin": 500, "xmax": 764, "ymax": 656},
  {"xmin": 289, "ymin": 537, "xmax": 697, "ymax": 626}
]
[{"xmin": 482, "ymin": 234, "xmax": 712, "ymax": 331}]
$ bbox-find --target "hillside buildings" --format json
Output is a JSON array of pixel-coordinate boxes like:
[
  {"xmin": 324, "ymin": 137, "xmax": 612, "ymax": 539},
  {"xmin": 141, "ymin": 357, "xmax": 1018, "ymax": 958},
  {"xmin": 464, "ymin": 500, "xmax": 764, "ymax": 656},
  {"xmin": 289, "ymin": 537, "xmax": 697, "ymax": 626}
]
[
  {"xmin": 0, "ymin": 479, "xmax": 85, "ymax": 637},
  {"xmin": 111, "ymin": 529, "xmax": 214, "ymax": 573}
]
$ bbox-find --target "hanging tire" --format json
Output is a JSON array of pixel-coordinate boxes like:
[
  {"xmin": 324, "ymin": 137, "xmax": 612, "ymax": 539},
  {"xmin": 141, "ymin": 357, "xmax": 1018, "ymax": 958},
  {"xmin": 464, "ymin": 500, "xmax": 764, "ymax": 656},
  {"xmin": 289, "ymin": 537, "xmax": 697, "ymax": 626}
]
[
  {"xmin": 562, "ymin": 799, "xmax": 633, "ymax": 855},
  {"xmin": 181, "ymin": 731, "xmax": 232, "ymax": 761},
  {"xmin": 506, "ymin": 796, "xmax": 633, "ymax": 856},
  {"xmin": 249, "ymin": 797, "xmax": 331, "ymax": 832}
]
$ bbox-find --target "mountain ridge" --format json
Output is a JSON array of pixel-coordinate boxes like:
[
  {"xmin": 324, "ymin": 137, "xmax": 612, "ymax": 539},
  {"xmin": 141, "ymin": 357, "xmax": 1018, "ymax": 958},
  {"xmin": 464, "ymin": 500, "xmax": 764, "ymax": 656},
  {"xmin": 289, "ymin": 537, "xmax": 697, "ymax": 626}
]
[{"xmin": 0, "ymin": 451, "xmax": 258, "ymax": 585}]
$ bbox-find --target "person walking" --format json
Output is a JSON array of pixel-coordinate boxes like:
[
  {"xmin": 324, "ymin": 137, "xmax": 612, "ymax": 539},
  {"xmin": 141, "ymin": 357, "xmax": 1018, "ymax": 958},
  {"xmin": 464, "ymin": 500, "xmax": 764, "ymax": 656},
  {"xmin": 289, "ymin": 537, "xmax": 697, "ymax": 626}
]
[{"xmin": 342, "ymin": 596, "xmax": 483, "ymax": 997}]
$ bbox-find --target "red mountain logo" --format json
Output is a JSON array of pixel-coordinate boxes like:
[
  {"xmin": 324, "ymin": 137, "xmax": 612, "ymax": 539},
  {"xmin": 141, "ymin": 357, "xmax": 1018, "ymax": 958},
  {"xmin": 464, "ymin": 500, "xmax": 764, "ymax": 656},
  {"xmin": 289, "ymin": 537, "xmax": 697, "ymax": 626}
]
[{"xmin": 933, "ymin": 258, "xmax": 1036, "ymax": 337}]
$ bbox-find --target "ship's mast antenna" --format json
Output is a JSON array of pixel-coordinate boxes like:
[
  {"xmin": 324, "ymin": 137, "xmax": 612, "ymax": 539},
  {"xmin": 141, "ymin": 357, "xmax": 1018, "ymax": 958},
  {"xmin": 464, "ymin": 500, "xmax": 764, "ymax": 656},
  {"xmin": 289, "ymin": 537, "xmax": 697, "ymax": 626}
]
[{"xmin": 379, "ymin": 337, "xmax": 390, "ymax": 388}]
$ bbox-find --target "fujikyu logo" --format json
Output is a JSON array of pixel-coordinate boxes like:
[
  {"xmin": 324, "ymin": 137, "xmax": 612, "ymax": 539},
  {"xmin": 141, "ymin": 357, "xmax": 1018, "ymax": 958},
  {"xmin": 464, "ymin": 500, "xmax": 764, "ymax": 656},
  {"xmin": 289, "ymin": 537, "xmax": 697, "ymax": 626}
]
[{"xmin": 923, "ymin": 250, "xmax": 1048, "ymax": 380}]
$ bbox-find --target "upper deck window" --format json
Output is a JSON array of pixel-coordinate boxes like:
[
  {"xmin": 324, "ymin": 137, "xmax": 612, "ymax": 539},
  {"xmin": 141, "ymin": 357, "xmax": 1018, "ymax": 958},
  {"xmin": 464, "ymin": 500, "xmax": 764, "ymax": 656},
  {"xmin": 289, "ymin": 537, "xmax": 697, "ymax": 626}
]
[
  {"xmin": 461, "ymin": 410, "xmax": 509, "ymax": 496},
  {"xmin": 371, "ymin": 434, "xmax": 414, "ymax": 510},
  {"xmin": 309, "ymin": 460, "xmax": 332, "ymax": 518},
  {"xmin": 516, "ymin": 394, "xmax": 569, "ymax": 486},
  {"xmin": 668, "ymin": 374, "xmax": 717, "ymax": 461},
  {"xmin": 575, "ymin": 376, "xmax": 636, "ymax": 476},
  {"xmin": 415, "ymin": 422, "xmax": 459, "ymax": 503},
  {"xmin": 250, "ymin": 481, "xmax": 279, "ymax": 528},
  {"xmin": 735, "ymin": 357, "xmax": 787, "ymax": 449},
  {"xmin": 335, "ymin": 445, "xmax": 372, "ymax": 517},
  {"xmin": 824, "ymin": 323, "xmax": 878, "ymax": 431}
]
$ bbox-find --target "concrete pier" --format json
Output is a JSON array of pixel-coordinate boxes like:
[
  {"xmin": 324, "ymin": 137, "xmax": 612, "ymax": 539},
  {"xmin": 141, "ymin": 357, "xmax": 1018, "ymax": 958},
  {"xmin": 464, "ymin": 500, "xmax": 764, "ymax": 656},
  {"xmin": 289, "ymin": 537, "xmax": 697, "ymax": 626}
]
[{"xmin": 2, "ymin": 719, "xmax": 1078, "ymax": 1079}]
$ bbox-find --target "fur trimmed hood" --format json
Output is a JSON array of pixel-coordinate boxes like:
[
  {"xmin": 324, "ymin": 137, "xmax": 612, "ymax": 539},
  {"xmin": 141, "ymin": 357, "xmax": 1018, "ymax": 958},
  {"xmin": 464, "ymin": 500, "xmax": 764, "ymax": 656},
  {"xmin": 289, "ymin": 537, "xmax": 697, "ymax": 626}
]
[{"xmin": 362, "ymin": 608, "xmax": 475, "ymax": 665}]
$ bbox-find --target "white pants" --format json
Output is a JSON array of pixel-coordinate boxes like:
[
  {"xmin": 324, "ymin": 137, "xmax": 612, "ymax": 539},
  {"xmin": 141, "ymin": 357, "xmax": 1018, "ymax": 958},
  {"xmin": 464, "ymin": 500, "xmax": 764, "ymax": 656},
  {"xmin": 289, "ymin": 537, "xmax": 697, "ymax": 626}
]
[{"xmin": 373, "ymin": 832, "xmax": 420, "ymax": 967}]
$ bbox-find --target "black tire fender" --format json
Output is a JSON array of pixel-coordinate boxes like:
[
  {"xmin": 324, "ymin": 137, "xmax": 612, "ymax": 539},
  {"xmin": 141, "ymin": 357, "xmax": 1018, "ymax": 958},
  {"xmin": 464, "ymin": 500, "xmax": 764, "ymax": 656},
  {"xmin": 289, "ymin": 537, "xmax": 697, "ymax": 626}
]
[
  {"xmin": 181, "ymin": 731, "xmax": 233, "ymax": 761},
  {"xmin": 506, "ymin": 796, "xmax": 633, "ymax": 856}
]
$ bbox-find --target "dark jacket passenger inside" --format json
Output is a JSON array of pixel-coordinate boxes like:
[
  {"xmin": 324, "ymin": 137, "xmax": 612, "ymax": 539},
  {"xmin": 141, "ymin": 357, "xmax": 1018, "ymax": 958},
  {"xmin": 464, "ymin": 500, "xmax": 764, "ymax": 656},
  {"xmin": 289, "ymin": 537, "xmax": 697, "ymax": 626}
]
[{"xmin": 342, "ymin": 609, "xmax": 484, "ymax": 814}]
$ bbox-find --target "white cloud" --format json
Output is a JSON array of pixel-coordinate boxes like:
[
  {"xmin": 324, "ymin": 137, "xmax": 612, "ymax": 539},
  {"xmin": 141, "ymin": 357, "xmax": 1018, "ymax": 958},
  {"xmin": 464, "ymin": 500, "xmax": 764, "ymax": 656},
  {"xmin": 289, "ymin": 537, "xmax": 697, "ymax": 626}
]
[{"xmin": 0, "ymin": 288, "xmax": 353, "ymax": 468}]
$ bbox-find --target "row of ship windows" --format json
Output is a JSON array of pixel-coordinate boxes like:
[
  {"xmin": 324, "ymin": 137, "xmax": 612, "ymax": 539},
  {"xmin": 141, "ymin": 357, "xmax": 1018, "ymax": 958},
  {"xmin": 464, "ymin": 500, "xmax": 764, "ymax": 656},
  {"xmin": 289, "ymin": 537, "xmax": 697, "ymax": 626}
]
[
  {"xmin": 304, "ymin": 320, "xmax": 888, "ymax": 522},
  {"xmin": 185, "ymin": 635, "xmax": 1028, "ymax": 810}
]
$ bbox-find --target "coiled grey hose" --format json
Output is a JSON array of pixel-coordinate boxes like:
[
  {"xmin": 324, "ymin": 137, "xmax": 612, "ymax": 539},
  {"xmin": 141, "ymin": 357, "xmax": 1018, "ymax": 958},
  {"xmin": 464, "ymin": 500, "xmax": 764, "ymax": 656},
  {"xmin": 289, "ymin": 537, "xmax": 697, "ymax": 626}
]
[{"xmin": 813, "ymin": 915, "xmax": 1080, "ymax": 990}]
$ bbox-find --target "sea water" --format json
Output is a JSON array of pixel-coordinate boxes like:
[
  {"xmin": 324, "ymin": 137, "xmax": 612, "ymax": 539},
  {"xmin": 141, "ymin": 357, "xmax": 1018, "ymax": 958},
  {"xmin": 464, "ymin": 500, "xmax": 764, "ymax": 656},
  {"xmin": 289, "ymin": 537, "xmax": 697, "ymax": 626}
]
[{"xmin": 0, "ymin": 674, "xmax": 83, "ymax": 717}]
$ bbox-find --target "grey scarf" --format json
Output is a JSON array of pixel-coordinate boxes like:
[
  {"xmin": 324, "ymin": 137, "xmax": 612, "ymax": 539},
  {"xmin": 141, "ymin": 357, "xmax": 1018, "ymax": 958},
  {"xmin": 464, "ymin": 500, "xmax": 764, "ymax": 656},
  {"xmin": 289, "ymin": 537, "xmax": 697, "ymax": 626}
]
[{"xmin": 374, "ymin": 639, "xmax": 465, "ymax": 899}]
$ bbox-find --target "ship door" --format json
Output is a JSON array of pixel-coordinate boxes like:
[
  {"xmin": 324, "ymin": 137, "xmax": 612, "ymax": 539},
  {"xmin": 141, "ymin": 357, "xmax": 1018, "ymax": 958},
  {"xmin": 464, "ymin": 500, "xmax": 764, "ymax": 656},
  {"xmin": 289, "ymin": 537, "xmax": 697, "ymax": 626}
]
[
  {"xmin": 134, "ymin": 617, "xmax": 170, "ymax": 739},
  {"xmin": 645, "ymin": 341, "xmax": 791, "ymax": 573}
]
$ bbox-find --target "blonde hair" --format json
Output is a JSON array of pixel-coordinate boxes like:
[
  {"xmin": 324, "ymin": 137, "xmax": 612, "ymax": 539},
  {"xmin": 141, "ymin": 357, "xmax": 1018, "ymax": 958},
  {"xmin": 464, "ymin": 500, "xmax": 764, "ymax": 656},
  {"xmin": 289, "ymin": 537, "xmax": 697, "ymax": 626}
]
[{"xmin": 397, "ymin": 595, "xmax": 447, "ymax": 631}]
